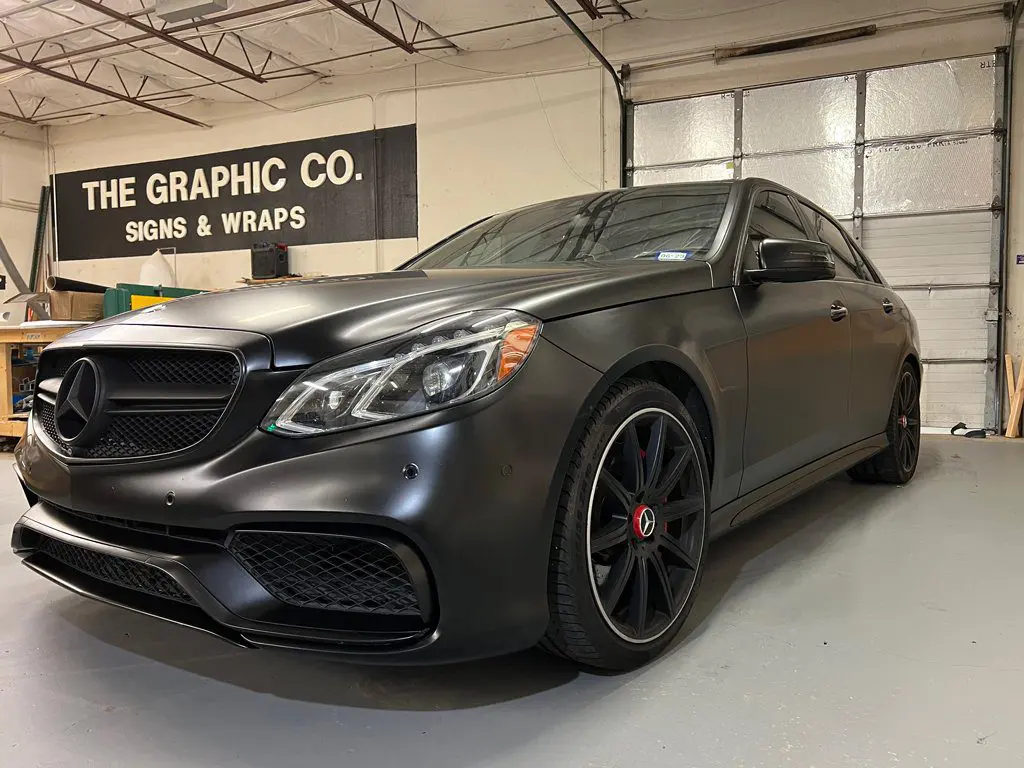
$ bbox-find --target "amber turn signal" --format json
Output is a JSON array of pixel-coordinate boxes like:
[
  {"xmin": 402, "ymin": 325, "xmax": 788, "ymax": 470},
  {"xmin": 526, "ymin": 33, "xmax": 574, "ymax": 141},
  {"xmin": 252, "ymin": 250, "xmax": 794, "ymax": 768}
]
[{"xmin": 498, "ymin": 324, "xmax": 540, "ymax": 382}]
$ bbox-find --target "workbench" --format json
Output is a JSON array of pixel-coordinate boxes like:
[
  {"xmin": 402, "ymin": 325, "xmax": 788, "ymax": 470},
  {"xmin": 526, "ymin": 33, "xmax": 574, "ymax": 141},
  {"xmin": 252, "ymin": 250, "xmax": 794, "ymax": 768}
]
[{"xmin": 0, "ymin": 324, "xmax": 81, "ymax": 439}]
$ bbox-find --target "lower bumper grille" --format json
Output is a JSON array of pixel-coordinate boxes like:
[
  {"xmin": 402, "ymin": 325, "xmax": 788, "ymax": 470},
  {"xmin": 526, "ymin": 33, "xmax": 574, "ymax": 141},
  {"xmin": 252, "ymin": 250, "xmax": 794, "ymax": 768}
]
[
  {"xmin": 228, "ymin": 532, "xmax": 421, "ymax": 617},
  {"xmin": 35, "ymin": 534, "xmax": 194, "ymax": 605}
]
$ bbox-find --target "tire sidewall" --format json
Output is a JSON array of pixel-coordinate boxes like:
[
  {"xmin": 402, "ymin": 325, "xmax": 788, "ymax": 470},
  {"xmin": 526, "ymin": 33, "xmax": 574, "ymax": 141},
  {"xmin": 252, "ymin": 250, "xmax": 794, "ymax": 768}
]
[
  {"xmin": 888, "ymin": 364, "xmax": 920, "ymax": 483},
  {"xmin": 559, "ymin": 382, "xmax": 711, "ymax": 669}
]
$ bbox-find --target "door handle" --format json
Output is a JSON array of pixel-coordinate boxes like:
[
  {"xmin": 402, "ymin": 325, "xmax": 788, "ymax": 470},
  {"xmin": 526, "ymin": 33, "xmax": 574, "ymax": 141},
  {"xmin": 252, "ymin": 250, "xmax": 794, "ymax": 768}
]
[
  {"xmin": 830, "ymin": 302, "xmax": 848, "ymax": 322},
  {"xmin": 881, "ymin": 298, "xmax": 894, "ymax": 314}
]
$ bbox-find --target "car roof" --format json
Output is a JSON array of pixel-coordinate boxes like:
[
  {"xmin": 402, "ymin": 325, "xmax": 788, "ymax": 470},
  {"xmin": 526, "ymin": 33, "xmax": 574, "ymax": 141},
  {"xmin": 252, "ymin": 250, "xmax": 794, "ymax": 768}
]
[{"xmin": 494, "ymin": 178, "xmax": 816, "ymax": 215}]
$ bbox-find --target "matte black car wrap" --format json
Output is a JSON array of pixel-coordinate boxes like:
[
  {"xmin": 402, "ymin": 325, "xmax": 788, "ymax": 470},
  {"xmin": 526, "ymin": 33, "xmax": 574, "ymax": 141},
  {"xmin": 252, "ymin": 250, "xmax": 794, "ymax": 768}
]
[{"xmin": 11, "ymin": 179, "xmax": 922, "ymax": 668}]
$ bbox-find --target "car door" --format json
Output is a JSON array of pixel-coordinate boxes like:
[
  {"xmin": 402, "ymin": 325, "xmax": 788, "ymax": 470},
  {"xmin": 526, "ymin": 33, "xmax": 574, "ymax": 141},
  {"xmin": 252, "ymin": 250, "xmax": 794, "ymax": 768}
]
[
  {"xmin": 796, "ymin": 202, "xmax": 905, "ymax": 443},
  {"xmin": 735, "ymin": 190, "xmax": 853, "ymax": 495}
]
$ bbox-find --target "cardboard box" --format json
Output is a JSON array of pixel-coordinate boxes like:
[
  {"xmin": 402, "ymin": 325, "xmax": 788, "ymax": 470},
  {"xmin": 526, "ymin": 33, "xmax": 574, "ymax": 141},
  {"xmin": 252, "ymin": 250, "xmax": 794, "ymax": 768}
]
[{"xmin": 48, "ymin": 290, "xmax": 104, "ymax": 321}]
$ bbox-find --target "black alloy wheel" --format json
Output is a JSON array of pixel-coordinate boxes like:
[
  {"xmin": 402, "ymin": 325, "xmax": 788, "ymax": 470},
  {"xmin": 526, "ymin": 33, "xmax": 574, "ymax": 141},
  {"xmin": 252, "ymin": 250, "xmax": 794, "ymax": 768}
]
[
  {"xmin": 848, "ymin": 361, "xmax": 921, "ymax": 485},
  {"xmin": 587, "ymin": 408, "xmax": 705, "ymax": 643},
  {"xmin": 893, "ymin": 370, "xmax": 921, "ymax": 475},
  {"xmin": 543, "ymin": 379, "xmax": 710, "ymax": 671}
]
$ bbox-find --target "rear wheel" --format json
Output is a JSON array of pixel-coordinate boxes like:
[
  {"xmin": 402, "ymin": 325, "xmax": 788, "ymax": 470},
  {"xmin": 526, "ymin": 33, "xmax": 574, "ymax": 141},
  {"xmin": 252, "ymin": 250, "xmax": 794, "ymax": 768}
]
[
  {"xmin": 543, "ymin": 379, "xmax": 710, "ymax": 671},
  {"xmin": 848, "ymin": 362, "xmax": 921, "ymax": 484}
]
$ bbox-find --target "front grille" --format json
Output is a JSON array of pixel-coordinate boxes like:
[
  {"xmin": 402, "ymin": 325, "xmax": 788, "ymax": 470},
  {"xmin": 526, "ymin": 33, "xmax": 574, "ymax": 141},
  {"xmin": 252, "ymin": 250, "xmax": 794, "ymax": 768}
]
[
  {"xmin": 228, "ymin": 532, "xmax": 421, "ymax": 616},
  {"xmin": 39, "ymin": 349, "xmax": 240, "ymax": 387},
  {"xmin": 84, "ymin": 411, "xmax": 222, "ymax": 459},
  {"xmin": 35, "ymin": 399, "xmax": 70, "ymax": 453},
  {"xmin": 36, "ymin": 534, "xmax": 194, "ymax": 604},
  {"xmin": 35, "ymin": 348, "xmax": 240, "ymax": 461},
  {"xmin": 127, "ymin": 354, "xmax": 238, "ymax": 387}
]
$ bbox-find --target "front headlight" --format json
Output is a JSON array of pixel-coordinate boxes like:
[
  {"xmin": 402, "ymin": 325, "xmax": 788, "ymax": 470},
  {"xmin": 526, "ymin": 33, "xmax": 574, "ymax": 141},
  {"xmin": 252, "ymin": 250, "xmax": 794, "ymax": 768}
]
[{"xmin": 261, "ymin": 309, "xmax": 542, "ymax": 436}]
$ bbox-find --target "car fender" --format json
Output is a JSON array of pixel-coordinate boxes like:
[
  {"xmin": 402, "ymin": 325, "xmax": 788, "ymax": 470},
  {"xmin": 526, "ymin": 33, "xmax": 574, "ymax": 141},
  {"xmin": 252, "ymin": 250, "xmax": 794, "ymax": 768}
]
[{"xmin": 540, "ymin": 293, "xmax": 748, "ymax": 520}]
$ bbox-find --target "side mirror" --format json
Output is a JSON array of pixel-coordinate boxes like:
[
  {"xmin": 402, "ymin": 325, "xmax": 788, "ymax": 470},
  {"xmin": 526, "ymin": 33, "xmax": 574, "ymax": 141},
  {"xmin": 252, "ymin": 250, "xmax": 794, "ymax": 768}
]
[{"xmin": 745, "ymin": 238, "xmax": 836, "ymax": 283}]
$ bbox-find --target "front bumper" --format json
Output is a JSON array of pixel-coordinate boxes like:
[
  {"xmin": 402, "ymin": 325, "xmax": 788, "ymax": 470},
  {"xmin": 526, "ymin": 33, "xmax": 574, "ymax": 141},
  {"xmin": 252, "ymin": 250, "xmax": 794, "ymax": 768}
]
[{"xmin": 11, "ymin": 337, "xmax": 601, "ymax": 663}]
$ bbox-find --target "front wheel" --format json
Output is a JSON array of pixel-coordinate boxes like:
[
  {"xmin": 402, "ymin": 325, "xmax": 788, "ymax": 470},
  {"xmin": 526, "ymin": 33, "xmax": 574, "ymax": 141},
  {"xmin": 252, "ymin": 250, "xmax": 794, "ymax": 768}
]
[
  {"xmin": 848, "ymin": 362, "xmax": 921, "ymax": 484},
  {"xmin": 542, "ymin": 379, "xmax": 710, "ymax": 671}
]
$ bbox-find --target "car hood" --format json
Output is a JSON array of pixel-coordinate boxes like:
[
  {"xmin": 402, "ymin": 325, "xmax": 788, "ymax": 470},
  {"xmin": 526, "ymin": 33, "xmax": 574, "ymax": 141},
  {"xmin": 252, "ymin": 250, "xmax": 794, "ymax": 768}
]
[{"xmin": 86, "ymin": 263, "xmax": 713, "ymax": 366}]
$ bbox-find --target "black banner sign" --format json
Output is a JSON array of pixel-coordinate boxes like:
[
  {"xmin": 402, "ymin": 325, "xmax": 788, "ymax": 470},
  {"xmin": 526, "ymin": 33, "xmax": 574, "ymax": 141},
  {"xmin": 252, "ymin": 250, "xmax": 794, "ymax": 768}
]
[{"xmin": 53, "ymin": 124, "xmax": 418, "ymax": 261}]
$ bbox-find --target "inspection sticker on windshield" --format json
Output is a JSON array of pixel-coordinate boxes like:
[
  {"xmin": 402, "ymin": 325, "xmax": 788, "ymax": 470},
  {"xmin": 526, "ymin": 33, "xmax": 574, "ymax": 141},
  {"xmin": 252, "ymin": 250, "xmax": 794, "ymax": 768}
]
[{"xmin": 656, "ymin": 251, "xmax": 694, "ymax": 261}]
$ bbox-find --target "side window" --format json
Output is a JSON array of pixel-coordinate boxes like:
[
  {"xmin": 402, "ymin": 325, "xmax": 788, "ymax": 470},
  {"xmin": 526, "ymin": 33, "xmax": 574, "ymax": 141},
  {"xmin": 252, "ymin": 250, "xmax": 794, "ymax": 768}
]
[
  {"xmin": 848, "ymin": 240, "xmax": 882, "ymax": 284},
  {"xmin": 798, "ymin": 203, "xmax": 869, "ymax": 281},
  {"xmin": 743, "ymin": 192, "xmax": 807, "ymax": 270}
]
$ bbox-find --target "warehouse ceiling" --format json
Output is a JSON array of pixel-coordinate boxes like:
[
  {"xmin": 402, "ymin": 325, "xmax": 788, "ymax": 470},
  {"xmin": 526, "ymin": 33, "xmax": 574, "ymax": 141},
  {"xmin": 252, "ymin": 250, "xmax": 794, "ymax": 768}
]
[{"xmin": 0, "ymin": 0, "xmax": 647, "ymax": 126}]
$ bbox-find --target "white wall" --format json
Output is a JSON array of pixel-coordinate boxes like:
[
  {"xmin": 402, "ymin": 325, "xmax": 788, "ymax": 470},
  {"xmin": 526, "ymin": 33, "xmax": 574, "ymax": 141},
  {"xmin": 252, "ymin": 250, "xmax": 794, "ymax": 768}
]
[
  {"xmin": 46, "ymin": 42, "xmax": 610, "ymax": 291},
  {"xmin": 0, "ymin": 126, "xmax": 47, "ymax": 305}
]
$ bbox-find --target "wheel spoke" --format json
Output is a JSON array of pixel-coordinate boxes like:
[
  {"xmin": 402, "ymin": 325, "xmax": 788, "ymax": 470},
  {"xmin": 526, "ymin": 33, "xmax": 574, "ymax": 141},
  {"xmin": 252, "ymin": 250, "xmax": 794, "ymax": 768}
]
[
  {"xmin": 622, "ymin": 422, "xmax": 644, "ymax": 493},
  {"xmin": 650, "ymin": 552, "xmax": 675, "ymax": 613},
  {"xmin": 591, "ymin": 520, "xmax": 628, "ymax": 553},
  {"xmin": 644, "ymin": 416, "xmax": 667, "ymax": 493},
  {"xmin": 906, "ymin": 417, "xmax": 920, "ymax": 427},
  {"xmin": 659, "ymin": 533, "xmax": 699, "ymax": 570},
  {"xmin": 901, "ymin": 375, "xmax": 915, "ymax": 413},
  {"xmin": 652, "ymin": 446, "xmax": 692, "ymax": 499},
  {"xmin": 627, "ymin": 556, "xmax": 649, "ymax": 636},
  {"xmin": 600, "ymin": 549, "xmax": 635, "ymax": 612},
  {"xmin": 661, "ymin": 495, "xmax": 703, "ymax": 522},
  {"xmin": 599, "ymin": 469, "xmax": 632, "ymax": 513}
]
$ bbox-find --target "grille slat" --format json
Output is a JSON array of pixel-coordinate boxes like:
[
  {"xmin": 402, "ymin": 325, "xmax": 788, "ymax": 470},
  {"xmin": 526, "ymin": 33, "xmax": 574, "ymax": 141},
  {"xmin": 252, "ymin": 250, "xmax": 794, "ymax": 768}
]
[
  {"xmin": 36, "ymin": 535, "xmax": 194, "ymax": 604},
  {"xmin": 228, "ymin": 532, "xmax": 421, "ymax": 617},
  {"xmin": 35, "ymin": 348, "xmax": 239, "ymax": 460}
]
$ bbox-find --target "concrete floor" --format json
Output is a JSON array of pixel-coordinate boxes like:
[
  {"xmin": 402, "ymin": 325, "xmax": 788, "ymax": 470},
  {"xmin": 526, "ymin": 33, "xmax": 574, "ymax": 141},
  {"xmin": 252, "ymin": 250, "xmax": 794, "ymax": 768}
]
[{"xmin": 1, "ymin": 438, "xmax": 1022, "ymax": 767}]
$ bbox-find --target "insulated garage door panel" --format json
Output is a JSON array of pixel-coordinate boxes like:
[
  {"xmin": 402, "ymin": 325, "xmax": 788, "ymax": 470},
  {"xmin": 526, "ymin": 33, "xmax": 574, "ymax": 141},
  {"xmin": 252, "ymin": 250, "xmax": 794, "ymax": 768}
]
[
  {"xmin": 898, "ymin": 288, "xmax": 990, "ymax": 360},
  {"xmin": 920, "ymin": 363, "xmax": 987, "ymax": 431},
  {"xmin": 861, "ymin": 212, "xmax": 993, "ymax": 427},
  {"xmin": 633, "ymin": 95, "xmax": 734, "ymax": 166},
  {"xmin": 742, "ymin": 76, "xmax": 856, "ymax": 154},
  {"xmin": 742, "ymin": 147, "xmax": 855, "ymax": 216},
  {"xmin": 865, "ymin": 56, "xmax": 996, "ymax": 140},
  {"xmin": 633, "ymin": 160, "xmax": 734, "ymax": 185},
  {"xmin": 630, "ymin": 53, "xmax": 1001, "ymax": 429},
  {"xmin": 861, "ymin": 212, "xmax": 992, "ymax": 287},
  {"xmin": 863, "ymin": 134, "xmax": 995, "ymax": 215}
]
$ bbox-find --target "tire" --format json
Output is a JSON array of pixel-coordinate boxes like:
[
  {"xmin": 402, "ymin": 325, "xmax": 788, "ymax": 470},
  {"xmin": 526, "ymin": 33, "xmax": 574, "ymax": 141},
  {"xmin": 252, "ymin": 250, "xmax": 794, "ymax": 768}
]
[
  {"xmin": 542, "ymin": 378, "xmax": 710, "ymax": 671},
  {"xmin": 848, "ymin": 362, "xmax": 921, "ymax": 485}
]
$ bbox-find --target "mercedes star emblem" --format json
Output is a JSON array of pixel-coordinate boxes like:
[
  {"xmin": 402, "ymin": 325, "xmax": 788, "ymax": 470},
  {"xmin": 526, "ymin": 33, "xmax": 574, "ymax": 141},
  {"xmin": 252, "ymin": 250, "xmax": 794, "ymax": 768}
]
[
  {"xmin": 54, "ymin": 357, "xmax": 105, "ymax": 446},
  {"xmin": 632, "ymin": 505, "xmax": 657, "ymax": 539}
]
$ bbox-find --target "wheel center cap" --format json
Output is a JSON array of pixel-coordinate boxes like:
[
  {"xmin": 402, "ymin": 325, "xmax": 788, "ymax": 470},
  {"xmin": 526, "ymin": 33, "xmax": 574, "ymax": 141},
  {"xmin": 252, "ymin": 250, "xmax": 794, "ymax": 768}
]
[
  {"xmin": 632, "ymin": 505, "xmax": 657, "ymax": 539},
  {"xmin": 898, "ymin": 414, "xmax": 908, "ymax": 428}
]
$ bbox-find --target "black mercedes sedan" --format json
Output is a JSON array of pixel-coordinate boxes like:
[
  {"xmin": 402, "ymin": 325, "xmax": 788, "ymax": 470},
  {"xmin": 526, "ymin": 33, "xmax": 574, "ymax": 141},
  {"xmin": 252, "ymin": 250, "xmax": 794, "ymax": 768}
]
[{"xmin": 10, "ymin": 178, "xmax": 921, "ymax": 671}]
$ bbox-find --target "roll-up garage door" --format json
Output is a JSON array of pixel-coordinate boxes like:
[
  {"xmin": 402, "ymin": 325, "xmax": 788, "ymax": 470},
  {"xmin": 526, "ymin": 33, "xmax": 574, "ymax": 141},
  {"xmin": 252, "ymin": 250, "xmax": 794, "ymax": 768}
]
[{"xmin": 629, "ymin": 54, "xmax": 1004, "ymax": 429}]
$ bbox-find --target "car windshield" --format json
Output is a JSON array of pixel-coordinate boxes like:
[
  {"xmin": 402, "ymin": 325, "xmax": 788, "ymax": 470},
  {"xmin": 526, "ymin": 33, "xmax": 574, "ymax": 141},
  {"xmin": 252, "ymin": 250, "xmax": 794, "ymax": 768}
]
[{"xmin": 405, "ymin": 188, "xmax": 731, "ymax": 269}]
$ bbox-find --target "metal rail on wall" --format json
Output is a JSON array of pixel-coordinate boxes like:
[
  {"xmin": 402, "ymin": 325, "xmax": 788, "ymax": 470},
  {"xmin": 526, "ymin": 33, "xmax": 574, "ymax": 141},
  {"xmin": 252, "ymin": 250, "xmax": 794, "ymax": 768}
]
[
  {"xmin": 998, "ymin": 0, "xmax": 1024, "ymax": 430},
  {"xmin": 542, "ymin": 0, "xmax": 629, "ymax": 188}
]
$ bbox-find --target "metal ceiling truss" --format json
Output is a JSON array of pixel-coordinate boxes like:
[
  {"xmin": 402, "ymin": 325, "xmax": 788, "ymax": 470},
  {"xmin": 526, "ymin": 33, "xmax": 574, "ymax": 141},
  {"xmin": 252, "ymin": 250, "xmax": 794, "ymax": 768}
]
[
  {"xmin": 2, "ymin": 0, "xmax": 643, "ymax": 126},
  {"xmin": 0, "ymin": 0, "xmax": 312, "ymax": 73},
  {"xmin": 0, "ymin": 0, "xmax": 322, "ymax": 125},
  {"xmin": 575, "ymin": 0, "xmax": 632, "ymax": 18},
  {"xmin": 0, "ymin": 48, "xmax": 210, "ymax": 126},
  {"xmin": 320, "ymin": 0, "xmax": 460, "ymax": 54},
  {"xmin": 71, "ymin": 0, "xmax": 267, "ymax": 83}
]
